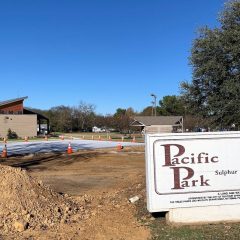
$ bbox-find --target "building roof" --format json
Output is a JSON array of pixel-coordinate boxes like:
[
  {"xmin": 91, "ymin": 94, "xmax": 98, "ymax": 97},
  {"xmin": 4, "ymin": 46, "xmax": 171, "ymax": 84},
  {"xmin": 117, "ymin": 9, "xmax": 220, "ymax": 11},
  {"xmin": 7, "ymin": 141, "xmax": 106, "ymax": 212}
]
[
  {"xmin": 24, "ymin": 107, "xmax": 49, "ymax": 121},
  {"xmin": 131, "ymin": 116, "xmax": 183, "ymax": 126},
  {"xmin": 0, "ymin": 96, "xmax": 28, "ymax": 107}
]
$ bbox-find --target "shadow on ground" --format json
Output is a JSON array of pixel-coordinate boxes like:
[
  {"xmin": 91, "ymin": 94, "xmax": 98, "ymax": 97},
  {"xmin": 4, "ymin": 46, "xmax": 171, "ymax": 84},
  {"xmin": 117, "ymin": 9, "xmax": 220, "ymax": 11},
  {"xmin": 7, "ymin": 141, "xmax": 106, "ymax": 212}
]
[{"xmin": 0, "ymin": 151, "xmax": 103, "ymax": 171}]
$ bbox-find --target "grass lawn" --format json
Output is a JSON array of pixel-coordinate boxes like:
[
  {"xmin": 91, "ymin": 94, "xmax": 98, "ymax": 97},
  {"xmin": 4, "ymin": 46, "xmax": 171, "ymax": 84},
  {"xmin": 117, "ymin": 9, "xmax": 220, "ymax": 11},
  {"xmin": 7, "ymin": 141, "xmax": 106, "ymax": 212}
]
[{"xmin": 136, "ymin": 196, "xmax": 240, "ymax": 240}]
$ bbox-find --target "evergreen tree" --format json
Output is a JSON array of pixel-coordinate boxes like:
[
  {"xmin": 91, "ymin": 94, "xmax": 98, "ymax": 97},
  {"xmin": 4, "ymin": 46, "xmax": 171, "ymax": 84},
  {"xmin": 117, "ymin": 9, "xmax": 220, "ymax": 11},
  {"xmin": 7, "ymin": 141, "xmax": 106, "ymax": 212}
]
[
  {"xmin": 158, "ymin": 95, "xmax": 185, "ymax": 116},
  {"xmin": 181, "ymin": 0, "xmax": 240, "ymax": 129}
]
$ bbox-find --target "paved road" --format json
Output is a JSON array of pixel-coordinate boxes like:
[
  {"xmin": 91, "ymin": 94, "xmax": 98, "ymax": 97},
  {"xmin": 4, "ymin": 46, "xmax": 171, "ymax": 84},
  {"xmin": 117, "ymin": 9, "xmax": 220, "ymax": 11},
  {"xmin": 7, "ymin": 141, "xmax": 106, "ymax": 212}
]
[{"xmin": 0, "ymin": 139, "xmax": 143, "ymax": 156}]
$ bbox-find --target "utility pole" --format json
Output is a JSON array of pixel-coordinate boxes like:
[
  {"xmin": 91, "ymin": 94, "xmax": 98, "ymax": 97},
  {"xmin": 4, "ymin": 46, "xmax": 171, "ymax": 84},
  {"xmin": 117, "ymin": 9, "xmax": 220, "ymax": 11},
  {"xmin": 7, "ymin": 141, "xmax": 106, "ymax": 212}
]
[{"xmin": 151, "ymin": 94, "xmax": 157, "ymax": 116}]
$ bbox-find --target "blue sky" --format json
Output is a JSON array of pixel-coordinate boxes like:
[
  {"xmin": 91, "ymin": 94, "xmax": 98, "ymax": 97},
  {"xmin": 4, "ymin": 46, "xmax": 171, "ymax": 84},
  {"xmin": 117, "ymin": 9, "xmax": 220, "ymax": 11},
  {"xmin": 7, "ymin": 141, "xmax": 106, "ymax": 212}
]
[{"xmin": 0, "ymin": 0, "xmax": 226, "ymax": 114}]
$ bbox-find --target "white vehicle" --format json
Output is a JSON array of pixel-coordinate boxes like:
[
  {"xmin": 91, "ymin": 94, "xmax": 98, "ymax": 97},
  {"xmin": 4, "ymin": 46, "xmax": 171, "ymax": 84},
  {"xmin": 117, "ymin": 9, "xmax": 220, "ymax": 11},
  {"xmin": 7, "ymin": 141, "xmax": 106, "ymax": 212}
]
[{"xmin": 92, "ymin": 126, "xmax": 106, "ymax": 133}]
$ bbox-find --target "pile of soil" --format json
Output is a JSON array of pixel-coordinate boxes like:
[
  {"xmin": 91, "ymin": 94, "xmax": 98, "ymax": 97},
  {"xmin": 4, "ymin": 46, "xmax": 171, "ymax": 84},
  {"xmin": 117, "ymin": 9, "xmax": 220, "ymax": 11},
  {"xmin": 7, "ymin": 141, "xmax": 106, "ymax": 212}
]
[{"xmin": 0, "ymin": 165, "xmax": 80, "ymax": 234}]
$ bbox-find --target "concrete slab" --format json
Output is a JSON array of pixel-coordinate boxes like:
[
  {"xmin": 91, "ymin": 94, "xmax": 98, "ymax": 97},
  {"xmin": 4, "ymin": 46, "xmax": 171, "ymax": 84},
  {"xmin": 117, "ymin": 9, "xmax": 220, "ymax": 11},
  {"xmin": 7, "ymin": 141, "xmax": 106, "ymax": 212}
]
[
  {"xmin": 166, "ymin": 204, "xmax": 240, "ymax": 225},
  {"xmin": 0, "ymin": 139, "xmax": 143, "ymax": 156}
]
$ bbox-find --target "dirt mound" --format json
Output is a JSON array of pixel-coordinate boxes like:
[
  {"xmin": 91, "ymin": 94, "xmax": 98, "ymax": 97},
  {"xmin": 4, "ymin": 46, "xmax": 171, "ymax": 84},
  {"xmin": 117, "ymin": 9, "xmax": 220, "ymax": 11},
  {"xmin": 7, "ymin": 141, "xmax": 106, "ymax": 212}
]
[{"xmin": 0, "ymin": 165, "xmax": 79, "ymax": 234}]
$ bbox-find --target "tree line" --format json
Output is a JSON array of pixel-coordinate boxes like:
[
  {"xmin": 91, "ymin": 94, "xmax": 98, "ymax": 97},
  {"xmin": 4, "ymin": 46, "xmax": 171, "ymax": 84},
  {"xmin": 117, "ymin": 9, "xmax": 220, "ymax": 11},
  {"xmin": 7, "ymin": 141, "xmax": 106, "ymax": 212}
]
[
  {"xmin": 32, "ymin": 96, "xmax": 191, "ymax": 133},
  {"xmin": 31, "ymin": 103, "xmax": 137, "ymax": 133}
]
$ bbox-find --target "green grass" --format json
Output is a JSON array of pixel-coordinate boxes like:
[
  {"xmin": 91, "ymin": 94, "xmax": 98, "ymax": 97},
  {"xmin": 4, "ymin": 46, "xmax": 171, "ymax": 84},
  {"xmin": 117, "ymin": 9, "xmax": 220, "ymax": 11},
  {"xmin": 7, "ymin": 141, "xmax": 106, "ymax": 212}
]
[
  {"xmin": 150, "ymin": 220, "xmax": 240, "ymax": 240},
  {"xmin": 135, "ymin": 198, "xmax": 240, "ymax": 240}
]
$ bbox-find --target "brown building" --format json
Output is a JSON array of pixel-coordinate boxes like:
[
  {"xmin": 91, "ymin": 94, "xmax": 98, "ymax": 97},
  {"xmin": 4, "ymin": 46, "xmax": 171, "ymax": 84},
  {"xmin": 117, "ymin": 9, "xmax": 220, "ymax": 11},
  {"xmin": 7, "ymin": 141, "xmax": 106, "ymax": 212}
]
[
  {"xmin": 0, "ymin": 97, "xmax": 49, "ymax": 138},
  {"xmin": 131, "ymin": 116, "xmax": 183, "ymax": 134},
  {"xmin": 0, "ymin": 96, "xmax": 26, "ymax": 114}
]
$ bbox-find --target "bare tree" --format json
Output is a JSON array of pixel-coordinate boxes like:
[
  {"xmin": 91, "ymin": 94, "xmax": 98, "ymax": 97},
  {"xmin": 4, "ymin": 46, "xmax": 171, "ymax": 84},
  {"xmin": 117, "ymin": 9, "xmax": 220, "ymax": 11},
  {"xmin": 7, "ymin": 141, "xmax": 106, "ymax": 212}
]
[{"xmin": 72, "ymin": 102, "xmax": 95, "ymax": 131}]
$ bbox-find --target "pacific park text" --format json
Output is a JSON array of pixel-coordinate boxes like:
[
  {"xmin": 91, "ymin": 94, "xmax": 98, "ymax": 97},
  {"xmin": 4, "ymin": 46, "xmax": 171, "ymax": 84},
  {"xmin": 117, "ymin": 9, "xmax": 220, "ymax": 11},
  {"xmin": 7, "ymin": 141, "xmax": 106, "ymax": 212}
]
[{"xmin": 161, "ymin": 144, "xmax": 219, "ymax": 190}]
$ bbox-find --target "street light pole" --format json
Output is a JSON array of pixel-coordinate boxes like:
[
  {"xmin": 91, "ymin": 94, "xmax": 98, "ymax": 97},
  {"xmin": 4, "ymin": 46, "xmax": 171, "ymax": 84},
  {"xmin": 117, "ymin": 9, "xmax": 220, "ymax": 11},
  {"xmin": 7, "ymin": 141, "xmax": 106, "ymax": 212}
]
[
  {"xmin": 151, "ymin": 94, "xmax": 157, "ymax": 116},
  {"xmin": 151, "ymin": 101, "xmax": 155, "ymax": 116}
]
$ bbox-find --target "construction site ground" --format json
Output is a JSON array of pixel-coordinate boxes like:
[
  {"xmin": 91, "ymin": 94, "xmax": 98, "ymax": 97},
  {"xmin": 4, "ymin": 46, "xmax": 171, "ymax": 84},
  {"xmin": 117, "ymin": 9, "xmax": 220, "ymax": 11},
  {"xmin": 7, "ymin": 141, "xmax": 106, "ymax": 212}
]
[
  {"xmin": 0, "ymin": 146, "xmax": 151, "ymax": 240},
  {"xmin": 2, "ymin": 144, "xmax": 239, "ymax": 240}
]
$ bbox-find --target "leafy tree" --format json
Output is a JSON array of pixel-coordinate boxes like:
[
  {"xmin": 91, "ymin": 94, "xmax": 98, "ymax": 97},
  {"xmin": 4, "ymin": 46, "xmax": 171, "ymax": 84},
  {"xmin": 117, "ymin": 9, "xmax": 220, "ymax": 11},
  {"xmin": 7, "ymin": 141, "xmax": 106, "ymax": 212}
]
[
  {"xmin": 181, "ymin": 0, "xmax": 240, "ymax": 129},
  {"xmin": 40, "ymin": 102, "xmax": 96, "ymax": 133},
  {"xmin": 113, "ymin": 108, "xmax": 135, "ymax": 133},
  {"xmin": 114, "ymin": 108, "xmax": 127, "ymax": 117},
  {"xmin": 93, "ymin": 114, "xmax": 115, "ymax": 129},
  {"xmin": 126, "ymin": 107, "xmax": 135, "ymax": 117},
  {"xmin": 140, "ymin": 96, "xmax": 185, "ymax": 116},
  {"xmin": 140, "ymin": 106, "xmax": 153, "ymax": 116},
  {"xmin": 48, "ymin": 105, "xmax": 73, "ymax": 132},
  {"xmin": 158, "ymin": 95, "xmax": 185, "ymax": 116}
]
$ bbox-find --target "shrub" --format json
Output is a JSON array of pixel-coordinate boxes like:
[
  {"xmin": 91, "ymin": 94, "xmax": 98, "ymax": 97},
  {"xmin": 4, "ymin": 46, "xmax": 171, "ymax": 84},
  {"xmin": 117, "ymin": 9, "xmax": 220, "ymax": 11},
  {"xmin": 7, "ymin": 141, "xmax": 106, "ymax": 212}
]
[{"xmin": 7, "ymin": 128, "xmax": 18, "ymax": 139}]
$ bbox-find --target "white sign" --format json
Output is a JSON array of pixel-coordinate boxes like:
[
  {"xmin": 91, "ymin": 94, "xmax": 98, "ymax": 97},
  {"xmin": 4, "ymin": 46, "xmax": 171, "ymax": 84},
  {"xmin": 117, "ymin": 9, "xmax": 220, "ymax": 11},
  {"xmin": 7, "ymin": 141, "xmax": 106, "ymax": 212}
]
[{"xmin": 145, "ymin": 132, "xmax": 240, "ymax": 212}]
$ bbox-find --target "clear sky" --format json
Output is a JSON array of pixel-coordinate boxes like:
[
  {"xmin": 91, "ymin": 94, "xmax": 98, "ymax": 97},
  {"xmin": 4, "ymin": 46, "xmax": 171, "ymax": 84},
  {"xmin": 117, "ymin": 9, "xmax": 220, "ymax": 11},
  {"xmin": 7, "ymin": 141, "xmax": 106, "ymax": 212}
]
[{"xmin": 0, "ymin": 0, "xmax": 226, "ymax": 114}]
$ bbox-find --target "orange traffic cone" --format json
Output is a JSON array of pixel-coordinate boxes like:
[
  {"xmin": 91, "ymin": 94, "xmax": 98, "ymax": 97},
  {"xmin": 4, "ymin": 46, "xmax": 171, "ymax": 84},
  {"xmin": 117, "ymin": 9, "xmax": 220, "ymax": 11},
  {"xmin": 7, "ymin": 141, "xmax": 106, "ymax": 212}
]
[
  {"xmin": 67, "ymin": 143, "xmax": 73, "ymax": 154},
  {"xmin": 117, "ymin": 143, "xmax": 123, "ymax": 151},
  {"xmin": 132, "ymin": 136, "xmax": 136, "ymax": 143},
  {"xmin": 1, "ymin": 145, "xmax": 7, "ymax": 158}
]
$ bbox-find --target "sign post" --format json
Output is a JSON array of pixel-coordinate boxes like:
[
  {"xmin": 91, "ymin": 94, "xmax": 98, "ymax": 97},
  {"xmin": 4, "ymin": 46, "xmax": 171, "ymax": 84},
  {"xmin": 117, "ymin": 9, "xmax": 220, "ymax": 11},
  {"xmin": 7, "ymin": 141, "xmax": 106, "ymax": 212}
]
[{"xmin": 145, "ymin": 132, "xmax": 240, "ymax": 224}]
